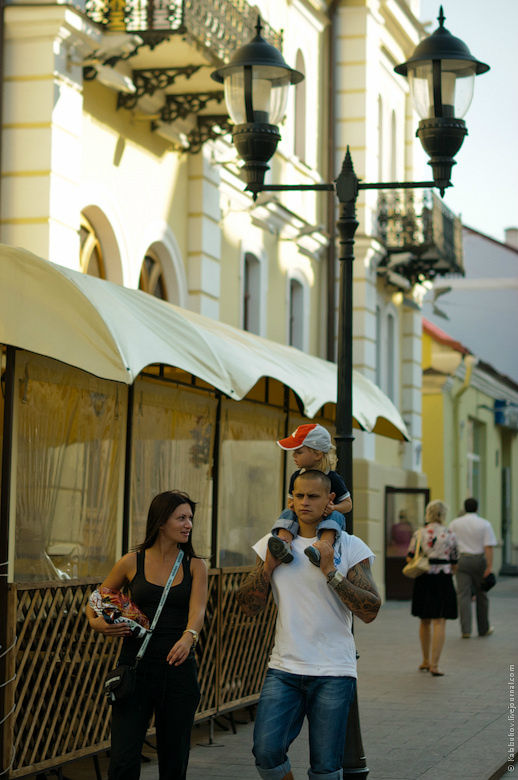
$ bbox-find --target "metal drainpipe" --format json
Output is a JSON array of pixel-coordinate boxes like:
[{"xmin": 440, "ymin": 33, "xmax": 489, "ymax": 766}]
[{"xmin": 326, "ymin": 0, "xmax": 338, "ymax": 361}]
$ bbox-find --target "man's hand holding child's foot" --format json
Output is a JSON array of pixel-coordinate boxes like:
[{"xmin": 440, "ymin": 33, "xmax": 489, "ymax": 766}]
[{"xmin": 305, "ymin": 539, "xmax": 334, "ymax": 570}]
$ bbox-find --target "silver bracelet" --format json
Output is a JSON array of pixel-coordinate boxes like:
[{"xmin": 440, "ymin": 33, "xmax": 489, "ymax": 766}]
[{"xmin": 326, "ymin": 569, "xmax": 344, "ymax": 590}]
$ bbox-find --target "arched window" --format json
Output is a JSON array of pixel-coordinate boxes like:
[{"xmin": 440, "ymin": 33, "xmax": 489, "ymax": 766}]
[
  {"xmin": 294, "ymin": 50, "xmax": 306, "ymax": 162},
  {"xmin": 80, "ymin": 214, "xmax": 106, "ymax": 278},
  {"xmin": 139, "ymin": 253, "xmax": 167, "ymax": 300},
  {"xmin": 243, "ymin": 252, "xmax": 261, "ymax": 334},
  {"xmin": 289, "ymin": 278, "xmax": 304, "ymax": 349}
]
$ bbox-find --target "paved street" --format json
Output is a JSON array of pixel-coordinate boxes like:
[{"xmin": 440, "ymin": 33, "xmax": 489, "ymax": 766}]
[{"xmin": 34, "ymin": 576, "xmax": 517, "ymax": 780}]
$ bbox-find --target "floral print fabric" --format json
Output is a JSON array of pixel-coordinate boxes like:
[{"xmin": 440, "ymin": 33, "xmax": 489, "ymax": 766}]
[{"xmin": 407, "ymin": 522, "xmax": 458, "ymax": 574}]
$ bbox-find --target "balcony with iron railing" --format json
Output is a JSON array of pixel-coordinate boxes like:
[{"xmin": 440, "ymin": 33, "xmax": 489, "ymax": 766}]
[
  {"xmin": 84, "ymin": 0, "xmax": 282, "ymax": 58},
  {"xmin": 377, "ymin": 190, "xmax": 464, "ymax": 288},
  {"xmin": 81, "ymin": 0, "xmax": 282, "ymax": 152}
]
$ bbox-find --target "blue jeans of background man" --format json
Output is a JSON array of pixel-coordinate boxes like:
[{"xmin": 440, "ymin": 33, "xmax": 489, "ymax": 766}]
[{"xmin": 253, "ymin": 668, "xmax": 356, "ymax": 780}]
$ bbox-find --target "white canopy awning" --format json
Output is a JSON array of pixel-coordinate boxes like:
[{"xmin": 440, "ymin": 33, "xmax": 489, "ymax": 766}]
[{"xmin": 0, "ymin": 244, "xmax": 409, "ymax": 440}]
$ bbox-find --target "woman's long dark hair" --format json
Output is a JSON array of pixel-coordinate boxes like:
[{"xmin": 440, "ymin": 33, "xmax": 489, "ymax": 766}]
[{"xmin": 135, "ymin": 490, "xmax": 198, "ymax": 558}]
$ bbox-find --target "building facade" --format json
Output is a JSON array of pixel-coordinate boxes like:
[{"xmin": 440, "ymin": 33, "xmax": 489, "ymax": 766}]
[{"xmin": 422, "ymin": 319, "xmax": 518, "ymax": 574}]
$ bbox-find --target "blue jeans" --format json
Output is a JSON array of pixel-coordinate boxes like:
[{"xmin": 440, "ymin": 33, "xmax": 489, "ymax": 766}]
[
  {"xmin": 273, "ymin": 509, "xmax": 345, "ymax": 541},
  {"xmin": 253, "ymin": 668, "xmax": 356, "ymax": 780}
]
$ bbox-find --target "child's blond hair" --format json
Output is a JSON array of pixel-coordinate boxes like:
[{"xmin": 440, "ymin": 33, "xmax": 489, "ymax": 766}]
[{"xmin": 308, "ymin": 445, "xmax": 337, "ymax": 474}]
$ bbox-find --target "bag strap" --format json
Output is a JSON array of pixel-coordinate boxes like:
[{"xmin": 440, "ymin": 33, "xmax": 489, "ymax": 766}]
[
  {"xmin": 136, "ymin": 549, "xmax": 184, "ymax": 663},
  {"xmin": 414, "ymin": 530, "xmax": 422, "ymax": 557}
]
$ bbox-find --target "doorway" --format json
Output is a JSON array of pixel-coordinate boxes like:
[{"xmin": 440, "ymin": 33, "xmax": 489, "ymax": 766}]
[{"xmin": 385, "ymin": 486, "xmax": 430, "ymax": 599}]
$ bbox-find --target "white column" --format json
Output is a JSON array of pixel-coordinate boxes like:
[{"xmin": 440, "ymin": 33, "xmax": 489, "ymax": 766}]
[
  {"xmin": 401, "ymin": 306, "xmax": 423, "ymax": 471},
  {"xmin": 187, "ymin": 146, "xmax": 221, "ymax": 318},
  {"xmin": 1, "ymin": 6, "xmax": 99, "ymax": 265}
]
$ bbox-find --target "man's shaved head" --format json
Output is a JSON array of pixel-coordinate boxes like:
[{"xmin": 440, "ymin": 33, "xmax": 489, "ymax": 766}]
[{"xmin": 294, "ymin": 469, "xmax": 331, "ymax": 492}]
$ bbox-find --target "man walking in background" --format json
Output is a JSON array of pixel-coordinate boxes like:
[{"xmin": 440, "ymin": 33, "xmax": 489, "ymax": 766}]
[{"xmin": 449, "ymin": 497, "xmax": 497, "ymax": 638}]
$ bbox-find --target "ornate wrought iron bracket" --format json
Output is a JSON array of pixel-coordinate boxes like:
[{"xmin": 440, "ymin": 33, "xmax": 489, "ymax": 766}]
[
  {"xmin": 117, "ymin": 66, "xmax": 202, "ymax": 109},
  {"xmin": 159, "ymin": 92, "xmax": 224, "ymax": 123},
  {"xmin": 152, "ymin": 115, "xmax": 233, "ymax": 154},
  {"xmin": 186, "ymin": 116, "xmax": 233, "ymax": 154}
]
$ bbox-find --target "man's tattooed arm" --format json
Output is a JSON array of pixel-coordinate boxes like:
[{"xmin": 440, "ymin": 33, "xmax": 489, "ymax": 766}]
[
  {"xmin": 330, "ymin": 559, "xmax": 381, "ymax": 623},
  {"xmin": 236, "ymin": 558, "xmax": 275, "ymax": 616}
]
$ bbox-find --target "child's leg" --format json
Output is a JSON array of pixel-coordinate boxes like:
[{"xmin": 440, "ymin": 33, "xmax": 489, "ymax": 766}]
[
  {"xmin": 304, "ymin": 512, "xmax": 344, "ymax": 566},
  {"xmin": 319, "ymin": 528, "xmax": 337, "ymax": 547},
  {"xmin": 268, "ymin": 510, "xmax": 298, "ymax": 564}
]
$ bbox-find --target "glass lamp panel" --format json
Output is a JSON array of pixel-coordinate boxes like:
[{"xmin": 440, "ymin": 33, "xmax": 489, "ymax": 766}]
[
  {"xmin": 408, "ymin": 66, "xmax": 433, "ymax": 119},
  {"xmin": 440, "ymin": 59, "xmax": 476, "ymax": 118},
  {"xmin": 408, "ymin": 60, "xmax": 476, "ymax": 120},
  {"xmin": 224, "ymin": 72, "xmax": 247, "ymax": 124},
  {"xmin": 223, "ymin": 65, "xmax": 291, "ymax": 125}
]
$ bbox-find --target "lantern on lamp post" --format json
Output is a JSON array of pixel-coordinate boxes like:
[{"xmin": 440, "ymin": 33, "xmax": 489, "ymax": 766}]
[
  {"xmin": 211, "ymin": 18, "xmax": 303, "ymax": 193},
  {"xmin": 395, "ymin": 5, "xmax": 489, "ymax": 193}
]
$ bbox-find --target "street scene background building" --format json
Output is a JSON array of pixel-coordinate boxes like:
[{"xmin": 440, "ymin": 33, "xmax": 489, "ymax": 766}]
[{"xmin": 0, "ymin": 0, "xmax": 517, "ymax": 776}]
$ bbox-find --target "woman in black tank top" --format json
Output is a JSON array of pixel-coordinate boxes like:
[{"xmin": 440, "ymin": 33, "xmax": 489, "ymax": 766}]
[{"xmin": 87, "ymin": 491, "xmax": 208, "ymax": 780}]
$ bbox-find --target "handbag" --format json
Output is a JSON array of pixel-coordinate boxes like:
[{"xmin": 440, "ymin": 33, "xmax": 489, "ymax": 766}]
[
  {"xmin": 402, "ymin": 531, "xmax": 430, "ymax": 579},
  {"xmin": 481, "ymin": 572, "xmax": 496, "ymax": 592},
  {"xmin": 103, "ymin": 550, "xmax": 184, "ymax": 704}
]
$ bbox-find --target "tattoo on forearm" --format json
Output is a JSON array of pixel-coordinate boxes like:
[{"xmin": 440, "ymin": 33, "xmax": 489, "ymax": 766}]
[
  {"xmin": 236, "ymin": 564, "xmax": 271, "ymax": 616},
  {"xmin": 334, "ymin": 561, "xmax": 381, "ymax": 623}
]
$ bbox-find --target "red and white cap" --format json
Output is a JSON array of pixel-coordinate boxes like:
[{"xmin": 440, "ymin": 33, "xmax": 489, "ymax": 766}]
[{"xmin": 277, "ymin": 423, "xmax": 332, "ymax": 453}]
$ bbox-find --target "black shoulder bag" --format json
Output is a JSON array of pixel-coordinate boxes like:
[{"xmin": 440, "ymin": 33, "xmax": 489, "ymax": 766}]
[{"xmin": 104, "ymin": 550, "xmax": 184, "ymax": 704}]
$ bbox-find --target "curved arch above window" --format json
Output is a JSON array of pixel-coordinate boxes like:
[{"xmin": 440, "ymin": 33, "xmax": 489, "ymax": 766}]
[
  {"xmin": 139, "ymin": 252, "xmax": 168, "ymax": 300},
  {"xmin": 80, "ymin": 214, "xmax": 106, "ymax": 279},
  {"xmin": 79, "ymin": 202, "xmax": 124, "ymax": 284}
]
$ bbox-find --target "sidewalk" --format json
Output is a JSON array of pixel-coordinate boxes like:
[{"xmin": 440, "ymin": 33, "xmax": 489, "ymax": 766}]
[{"xmin": 35, "ymin": 576, "xmax": 517, "ymax": 780}]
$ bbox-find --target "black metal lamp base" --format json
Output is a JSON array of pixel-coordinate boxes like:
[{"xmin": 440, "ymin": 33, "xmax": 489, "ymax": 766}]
[{"xmin": 232, "ymin": 122, "xmax": 280, "ymax": 195}]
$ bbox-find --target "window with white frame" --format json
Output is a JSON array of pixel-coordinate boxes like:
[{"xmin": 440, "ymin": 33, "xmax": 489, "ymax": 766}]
[
  {"xmin": 375, "ymin": 304, "xmax": 382, "ymax": 386},
  {"xmin": 294, "ymin": 50, "xmax": 306, "ymax": 162},
  {"xmin": 385, "ymin": 311, "xmax": 396, "ymax": 402},
  {"xmin": 390, "ymin": 110, "xmax": 397, "ymax": 180},
  {"xmin": 243, "ymin": 252, "xmax": 261, "ymax": 334},
  {"xmin": 374, "ymin": 299, "xmax": 399, "ymax": 404},
  {"xmin": 466, "ymin": 418, "xmax": 485, "ymax": 507},
  {"xmin": 289, "ymin": 278, "xmax": 304, "ymax": 349},
  {"xmin": 377, "ymin": 96, "xmax": 383, "ymax": 180}
]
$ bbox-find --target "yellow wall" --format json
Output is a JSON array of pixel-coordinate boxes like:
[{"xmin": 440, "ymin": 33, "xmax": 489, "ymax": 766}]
[{"xmin": 422, "ymin": 393, "xmax": 445, "ymax": 500}]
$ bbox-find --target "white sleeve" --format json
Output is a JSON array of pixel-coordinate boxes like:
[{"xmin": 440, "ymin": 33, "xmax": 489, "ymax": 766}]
[
  {"xmin": 252, "ymin": 534, "xmax": 270, "ymax": 561},
  {"xmin": 483, "ymin": 522, "xmax": 498, "ymax": 547},
  {"xmin": 337, "ymin": 533, "xmax": 375, "ymax": 575}
]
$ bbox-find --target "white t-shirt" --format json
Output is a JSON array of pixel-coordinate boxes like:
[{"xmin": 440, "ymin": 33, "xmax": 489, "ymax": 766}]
[
  {"xmin": 449, "ymin": 513, "xmax": 498, "ymax": 554},
  {"xmin": 252, "ymin": 532, "xmax": 374, "ymax": 678}
]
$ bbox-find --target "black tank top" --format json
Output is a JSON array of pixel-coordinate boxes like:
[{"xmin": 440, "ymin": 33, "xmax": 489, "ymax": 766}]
[{"xmin": 120, "ymin": 549, "xmax": 192, "ymax": 663}]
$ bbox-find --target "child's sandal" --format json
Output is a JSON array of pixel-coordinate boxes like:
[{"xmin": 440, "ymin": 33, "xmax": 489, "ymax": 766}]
[
  {"xmin": 268, "ymin": 536, "xmax": 294, "ymax": 563},
  {"xmin": 304, "ymin": 545, "xmax": 321, "ymax": 566}
]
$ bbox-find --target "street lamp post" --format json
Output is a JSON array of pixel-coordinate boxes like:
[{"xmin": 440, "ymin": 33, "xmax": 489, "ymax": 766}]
[{"xmin": 213, "ymin": 7, "xmax": 488, "ymax": 778}]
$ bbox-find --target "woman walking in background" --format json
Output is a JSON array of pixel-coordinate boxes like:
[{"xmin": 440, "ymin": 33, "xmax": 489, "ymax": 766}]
[{"xmin": 406, "ymin": 500, "xmax": 458, "ymax": 676}]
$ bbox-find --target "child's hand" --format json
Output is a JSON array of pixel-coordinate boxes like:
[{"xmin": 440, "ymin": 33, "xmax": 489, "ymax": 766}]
[{"xmin": 323, "ymin": 501, "xmax": 336, "ymax": 517}]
